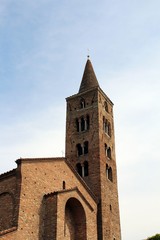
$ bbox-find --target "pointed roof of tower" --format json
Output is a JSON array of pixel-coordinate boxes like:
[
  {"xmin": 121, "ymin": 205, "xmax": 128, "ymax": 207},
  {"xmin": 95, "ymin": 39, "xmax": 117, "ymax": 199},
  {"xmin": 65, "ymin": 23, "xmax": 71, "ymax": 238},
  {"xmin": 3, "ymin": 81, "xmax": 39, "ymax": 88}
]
[{"xmin": 79, "ymin": 58, "xmax": 99, "ymax": 93}]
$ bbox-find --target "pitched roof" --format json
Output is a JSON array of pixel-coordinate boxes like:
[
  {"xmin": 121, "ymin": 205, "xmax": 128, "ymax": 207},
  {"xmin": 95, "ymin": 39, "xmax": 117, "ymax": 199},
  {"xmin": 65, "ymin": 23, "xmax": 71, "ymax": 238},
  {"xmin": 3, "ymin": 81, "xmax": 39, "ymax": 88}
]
[{"xmin": 78, "ymin": 58, "xmax": 99, "ymax": 93}]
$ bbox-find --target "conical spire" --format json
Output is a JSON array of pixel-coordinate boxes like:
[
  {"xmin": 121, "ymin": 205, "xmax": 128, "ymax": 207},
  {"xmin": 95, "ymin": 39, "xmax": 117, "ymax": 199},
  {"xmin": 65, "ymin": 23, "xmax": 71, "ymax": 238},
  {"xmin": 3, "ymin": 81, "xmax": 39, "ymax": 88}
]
[{"xmin": 79, "ymin": 58, "xmax": 99, "ymax": 93}]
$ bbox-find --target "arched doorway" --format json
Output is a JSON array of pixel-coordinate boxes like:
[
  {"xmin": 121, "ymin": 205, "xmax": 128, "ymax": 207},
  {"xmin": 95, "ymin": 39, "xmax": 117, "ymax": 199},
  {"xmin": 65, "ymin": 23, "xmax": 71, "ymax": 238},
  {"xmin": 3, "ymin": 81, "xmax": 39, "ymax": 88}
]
[{"xmin": 64, "ymin": 197, "xmax": 86, "ymax": 240}]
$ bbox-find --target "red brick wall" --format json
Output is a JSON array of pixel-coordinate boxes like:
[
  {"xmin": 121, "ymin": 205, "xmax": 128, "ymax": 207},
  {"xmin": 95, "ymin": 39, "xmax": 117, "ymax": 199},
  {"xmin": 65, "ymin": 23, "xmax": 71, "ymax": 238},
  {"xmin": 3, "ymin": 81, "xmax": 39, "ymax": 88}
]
[
  {"xmin": 66, "ymin": 87, "xmax": 121, "ymax": 240},
  {"xmin": 0, "ymin": 169, "xmax": 21, "ymax": 237},
  {"xmin": 0, "ymin": 158, "xmax": 97, "ymax": 240}
]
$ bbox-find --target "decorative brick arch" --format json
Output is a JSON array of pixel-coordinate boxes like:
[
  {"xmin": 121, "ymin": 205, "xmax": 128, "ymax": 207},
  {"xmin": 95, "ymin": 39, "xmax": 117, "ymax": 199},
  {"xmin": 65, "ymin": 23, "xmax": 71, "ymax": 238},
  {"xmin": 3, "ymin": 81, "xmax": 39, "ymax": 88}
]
[{"xmin": 65, "ymin": 197, "xmax": 87, "ymax": 240}]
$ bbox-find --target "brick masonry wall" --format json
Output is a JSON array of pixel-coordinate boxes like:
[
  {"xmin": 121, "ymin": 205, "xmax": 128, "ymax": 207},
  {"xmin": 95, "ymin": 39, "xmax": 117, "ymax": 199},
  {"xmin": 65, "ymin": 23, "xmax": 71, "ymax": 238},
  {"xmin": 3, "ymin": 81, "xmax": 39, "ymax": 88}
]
[
  {"xmin": 0, "ymin": 169, "xmax": 21, "ymax": 237},
  {"xmin": 98, "ymin": 89, "xmax": 121, "ymax": 239},
  {"xmin": 0, "ymin": 158, "xmax": 97, "ymax": 240},
  {"xmin": 41, "ymin": 193, "xmax": 57, "ymax": 240},
  {"xmin": 66, "ymin": 87, "xmax": 121, "ymax": 240},
  {"xmin": 66, "ymin": 88, "xmax": 101, "ymax": 195}
]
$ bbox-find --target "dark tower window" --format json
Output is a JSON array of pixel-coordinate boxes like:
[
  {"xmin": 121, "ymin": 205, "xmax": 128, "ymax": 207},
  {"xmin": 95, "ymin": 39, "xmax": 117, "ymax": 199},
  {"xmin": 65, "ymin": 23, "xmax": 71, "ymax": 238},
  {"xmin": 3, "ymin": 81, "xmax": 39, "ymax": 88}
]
[
  {"xmin": 84, "ymin": 161, "xmax": 89, "ymax": 176},
  {"xmin": 108, "ymin": 167, "xmax": 113, "ymax": 182},
  {"xmin": 107, "ymin": 147, "xmax": 111, "ymax": 159},
  {"xmin": 106, "ymin": 165, "xmax": 113, "ymax": 182},
  {"xmin": 105, "ymin": 144, "xmax": 111, "ymax": 159},
  {"xmin": 77, "ymin": 144, "xmax": 83, "ymax": 156},
  {"xmin": 105, "ymin": 143, "xmax": 107, "ymax": 156},
  {"xmin": 105, "ymin": 120, "xmax": 108, "ymax": 134},
  {"xmin": 104, "ymin": 101, "xmax": 108, "ymax": 112},
  {"xmin": 84, "ymin": 141, "xmax": 88, "ymax": 154},
  {"xmin": 76, "ymin": 118, "xmax": 79, "ymax": 132},
  {"xmin": 86, "ymin": 115, "xmax": 90, "ymax": 130},
  {"xmin": 76, "ymin": 163, "xmax": 82, "ymax": 177},
  {"xmin": 103, "ymin": 118, "xmax": 111, "ymax": 137},
  {"xmin": 80, "ymin": 99, "xmax": 85, "ymax": 109},
  {"xmin": 108, "ymin": 122, "xmax": 111, "ymax": 137},
  {"xmin": 81, "ymin": 117, "xmax": 85, "ymax": 131}
]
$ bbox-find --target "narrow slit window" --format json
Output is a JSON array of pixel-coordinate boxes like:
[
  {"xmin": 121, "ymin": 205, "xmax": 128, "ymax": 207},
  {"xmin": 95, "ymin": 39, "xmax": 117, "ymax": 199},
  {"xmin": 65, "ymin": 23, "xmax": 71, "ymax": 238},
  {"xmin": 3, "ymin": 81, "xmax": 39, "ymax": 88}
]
[
  {"xmin": 107, "ymin": 147, "xmax": 111, "ymax": 159},
  {"xmin": 108, "ymin": 167, "xmax": 113, "ymax": 182},
  {"xmin": 80, "ymin": 99, "xmax": 85, "ymax": 109},
  {"xmin": 106, "ymin": 165, "xmax": 113, "ymax": 182},
  {"xmin": 76, "ymin": 118, "xmax": 79, "ymax": 132},
  {"xmin": 84, "ymin": 141, "xmax": 88, "ymax": 154},
  {"xmin": 63, "ymin": 181, "xmax": 66, "ymax": 189},
  {"xmin": 104, "ymin": 101, "xmax": 108, "ymax": 112},
  {"xmin": 81, "ymin": 117, "xmax": 85, "ymax": 131},
  {"xmin": 76, "ymin": 163, "xmax": 82, "ymax": 177},
  {"xmin": 84, "ymin": 161, "xmax": 89, "ymax": 176},
  {"xmin": 86, "ymin": 115, "xmax": 90, "ymax": 130},
  {"xmin": 77, "ymin": 144, "xmax": 83, "ymax": 156}
]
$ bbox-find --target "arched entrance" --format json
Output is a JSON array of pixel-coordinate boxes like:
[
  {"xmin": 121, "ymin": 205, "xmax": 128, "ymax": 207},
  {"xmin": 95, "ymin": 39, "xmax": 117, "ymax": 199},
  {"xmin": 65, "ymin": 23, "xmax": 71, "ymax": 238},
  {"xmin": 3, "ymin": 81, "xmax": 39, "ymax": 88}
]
[{"xmin": 64, "ymin": 197, "xmax": 86, "ymax": 240}]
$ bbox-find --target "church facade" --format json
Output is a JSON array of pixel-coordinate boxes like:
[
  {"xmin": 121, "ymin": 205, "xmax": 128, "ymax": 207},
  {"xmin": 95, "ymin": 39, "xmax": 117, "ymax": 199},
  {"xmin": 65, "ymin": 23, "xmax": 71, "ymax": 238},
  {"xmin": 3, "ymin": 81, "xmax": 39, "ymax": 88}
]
[{"xmin": 0, "ymin": 59, "xmax": 121, "ymax": 240}]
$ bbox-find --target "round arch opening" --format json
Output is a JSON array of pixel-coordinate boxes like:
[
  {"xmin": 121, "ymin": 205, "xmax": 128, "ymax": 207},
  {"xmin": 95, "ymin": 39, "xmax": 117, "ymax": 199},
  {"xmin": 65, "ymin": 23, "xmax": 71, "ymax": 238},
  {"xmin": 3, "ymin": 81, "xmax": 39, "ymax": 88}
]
[{"xmin": 64, "ymin": 197, "xmax": 87, "ymax": 240}]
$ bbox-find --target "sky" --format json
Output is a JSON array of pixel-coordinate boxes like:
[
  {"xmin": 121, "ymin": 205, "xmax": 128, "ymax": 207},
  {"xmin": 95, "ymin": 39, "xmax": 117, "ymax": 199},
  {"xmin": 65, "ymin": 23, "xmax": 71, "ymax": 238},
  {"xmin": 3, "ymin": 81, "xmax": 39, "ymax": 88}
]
[{"xmin": 0, "ymin": 0, "xmax": 160, "ymax": 239}]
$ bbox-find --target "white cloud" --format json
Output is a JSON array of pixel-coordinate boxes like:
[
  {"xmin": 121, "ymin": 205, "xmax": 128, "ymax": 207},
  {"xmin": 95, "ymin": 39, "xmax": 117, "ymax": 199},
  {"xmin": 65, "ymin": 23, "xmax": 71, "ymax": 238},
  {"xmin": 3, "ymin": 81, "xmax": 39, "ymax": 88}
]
[{"xmin": 0, "ymin": 104, "xmax": 65, "ymax": 173}]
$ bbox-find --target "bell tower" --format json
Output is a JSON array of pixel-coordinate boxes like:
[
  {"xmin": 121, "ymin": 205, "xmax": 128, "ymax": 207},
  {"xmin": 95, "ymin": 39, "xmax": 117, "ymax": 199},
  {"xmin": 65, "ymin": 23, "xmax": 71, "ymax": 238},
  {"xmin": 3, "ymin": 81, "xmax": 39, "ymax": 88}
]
[{"xmin": 65, "ymin": 58, "xmax": 121, "ymax": 240}]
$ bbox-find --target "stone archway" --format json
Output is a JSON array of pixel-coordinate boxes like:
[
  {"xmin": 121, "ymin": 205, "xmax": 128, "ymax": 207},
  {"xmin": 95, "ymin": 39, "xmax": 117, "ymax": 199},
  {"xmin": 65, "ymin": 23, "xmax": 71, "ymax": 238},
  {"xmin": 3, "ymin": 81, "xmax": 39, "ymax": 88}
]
[{"xmin": 64, "ymin": 197, "xmax": 87, "ymax": 240}]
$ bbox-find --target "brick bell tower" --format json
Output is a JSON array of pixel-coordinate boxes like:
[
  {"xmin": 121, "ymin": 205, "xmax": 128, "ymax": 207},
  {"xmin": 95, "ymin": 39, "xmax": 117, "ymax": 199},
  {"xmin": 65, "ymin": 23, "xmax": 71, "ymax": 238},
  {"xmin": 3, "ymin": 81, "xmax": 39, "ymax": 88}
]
[{"xmin": 65, "ymin": 58, "xmax": 121, "ymax": 240}]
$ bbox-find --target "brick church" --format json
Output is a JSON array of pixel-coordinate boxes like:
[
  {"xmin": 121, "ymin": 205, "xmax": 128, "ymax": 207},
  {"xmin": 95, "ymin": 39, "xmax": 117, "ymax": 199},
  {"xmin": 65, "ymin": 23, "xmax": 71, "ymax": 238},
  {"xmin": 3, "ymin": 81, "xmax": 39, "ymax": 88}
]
[{"xmin": 0, "ymin": 58, "xmax": 121, "ymax": 240}]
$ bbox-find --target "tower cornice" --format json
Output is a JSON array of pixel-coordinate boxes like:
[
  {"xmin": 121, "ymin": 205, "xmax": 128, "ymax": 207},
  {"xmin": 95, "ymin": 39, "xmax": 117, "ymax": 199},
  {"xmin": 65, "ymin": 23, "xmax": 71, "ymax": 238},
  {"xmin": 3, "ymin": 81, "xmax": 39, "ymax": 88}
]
[{"xmin": 66, "ymin": 86, "xmax": 114, "ymax": 106}]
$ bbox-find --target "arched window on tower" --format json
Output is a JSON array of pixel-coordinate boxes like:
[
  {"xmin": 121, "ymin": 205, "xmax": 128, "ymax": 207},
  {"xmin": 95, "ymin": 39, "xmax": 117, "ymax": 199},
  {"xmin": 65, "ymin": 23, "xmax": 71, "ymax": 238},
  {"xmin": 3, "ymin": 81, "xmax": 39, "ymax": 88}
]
[
  {"xmin": 106, "ymin": 165, "xmax": 113, "ymax": 182},
  {"xmin": 80, "ymin": 99, "xmax": 85, "ymax": 109},
  {"xmin": 84, "ymin": 161, "xmax": 89, "ymax": 177},
  {"xmin": 81, "ymin": 117, "xmax": 85, "ymax": 131},
  {"xmin": 108, "ymin": 167, "xmax": 113, "ymax": 182},
  {"xmin": 86, "ymin": 115, "xmax": 90, "ymax": 130},
  {"xmin": 105, "ymin": 143, "xmax": 107, "ymax": 156},
  {"xmin": 105, "ymin": 144, "xmax": 111, "ymax": 159},
  {"xmin": 107, "ymin": 147, "xmax": 111, "ymax": 159},
  {"xmin": 84, "ymin": 141, "xmax": 88, "ymax": 154},
  {"xmin": 76, "ymin": 163, "xmax": 82, "ymax": 177},
  {"xmin": 108, "ymin": 122, "xmax": 111, "ymax": 137},
  {"xmin": 76, "ymin": 118, "xmax": 79, "ymax": 132},
  {"xmin": 76, "ymin": 144, "xmax": 83, "ymax": 156},
  {"xmin": 103, "ymin": 118, "xmax": 111, "ymax": 137},
  {"xmin": 104, "ymin": 101, "xmax": 108, "ymax": 112}
]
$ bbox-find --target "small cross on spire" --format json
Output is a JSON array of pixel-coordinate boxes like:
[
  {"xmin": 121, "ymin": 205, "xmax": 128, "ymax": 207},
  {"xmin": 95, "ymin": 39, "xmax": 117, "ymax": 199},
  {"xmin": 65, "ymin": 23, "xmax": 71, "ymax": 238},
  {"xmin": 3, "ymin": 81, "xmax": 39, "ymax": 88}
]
[{"xmin": 87, "ymin": 49, "xmax": 90, "ymax": 59}]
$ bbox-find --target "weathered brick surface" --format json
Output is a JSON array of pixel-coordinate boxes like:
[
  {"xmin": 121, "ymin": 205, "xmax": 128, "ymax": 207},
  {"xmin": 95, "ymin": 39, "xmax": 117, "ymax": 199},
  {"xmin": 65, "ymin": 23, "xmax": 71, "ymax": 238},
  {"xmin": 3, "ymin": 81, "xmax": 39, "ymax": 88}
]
[
  {"xmin": 66, "ymin": 87, "xmax": 121, "ymax": 239},
  {"xmin": 0, "ymin": 158, "xmax": 97, "ymax": 240},
  {"xmin": 0, "ymin": 169, "xmax": 21, "ymax": 237},
  {"xmin": 41, "ymin": 193, "xmax": 57, "ymax": 239}
]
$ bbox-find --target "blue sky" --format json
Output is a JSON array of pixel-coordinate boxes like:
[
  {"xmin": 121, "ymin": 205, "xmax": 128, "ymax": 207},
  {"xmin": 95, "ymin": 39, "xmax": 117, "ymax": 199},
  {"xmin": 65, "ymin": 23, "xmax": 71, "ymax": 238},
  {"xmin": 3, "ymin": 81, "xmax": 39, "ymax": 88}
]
[{"xmin": 0, "ymin": 1, "xmax": 160, "ymax": 239}]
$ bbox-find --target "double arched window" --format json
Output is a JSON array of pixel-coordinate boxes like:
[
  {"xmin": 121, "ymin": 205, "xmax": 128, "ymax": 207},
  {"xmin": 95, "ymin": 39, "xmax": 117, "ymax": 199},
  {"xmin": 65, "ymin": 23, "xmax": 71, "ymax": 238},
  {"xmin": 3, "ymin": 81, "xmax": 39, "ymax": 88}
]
[
  {"xmin": 76, "ymin": 161, "xmax": 89, "ymax": 177},
  {"xmin": 103, "ymin": 117, "xmax": 111, "ymax": 137},
  {"xmin": 76, "ymin": 115, "xmax": 90, "ymax": 132},
  {"xmin": 76, "ymin": 141, "xmax": 89, "ymax": 156}
]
